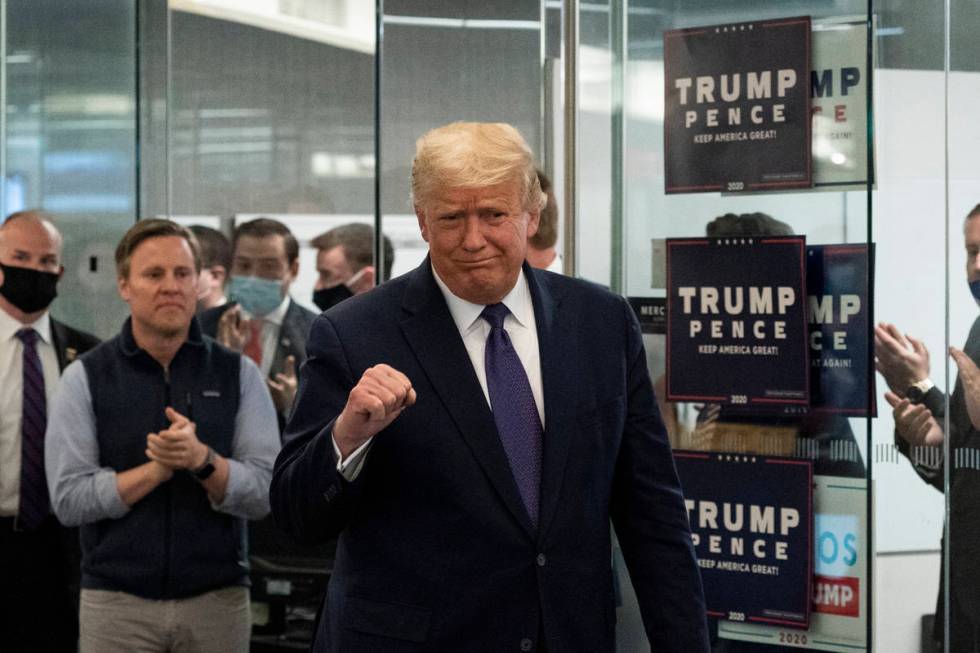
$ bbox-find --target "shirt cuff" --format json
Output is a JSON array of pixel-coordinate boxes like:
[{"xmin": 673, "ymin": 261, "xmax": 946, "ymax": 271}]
[
  {"xmin": 332, "ymin": 433, "xmax": 373, "ymax": 482},
  {"xmin": 103, "ymin": 469, "xmax": 131, "ymax": 519}
]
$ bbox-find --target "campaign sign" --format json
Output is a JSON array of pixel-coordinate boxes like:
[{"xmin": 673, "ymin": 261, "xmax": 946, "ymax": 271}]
[
  {"xmin": 664, "ymin": 17, "xmax": 812, "ymax": 193},
  {"xmin": 811, "ymin": 17, "xmax": 872, "ymax": 188},
  {"xmin": 719, "ymin": 476, "xmax": 867, "ymax": 652},
  {"xmin": 675, "ymin": 451, "xmax": 813, "ymax": 628},
  {"xmin": 666, "ymin": 236, "xmax": 809, "ymax": 411},
  {"xmin": 629, "ymin": 296, "xmax": 667, "ymax": 335},
  {"xmin": 807, "ymin": 244, "xmax": 876, "ymax": 416}
]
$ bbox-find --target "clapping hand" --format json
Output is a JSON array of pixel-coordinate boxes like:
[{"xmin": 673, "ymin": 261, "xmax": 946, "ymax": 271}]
[
  {"xmin": 884, "ymin": 392, "xmax": 943, "ymax": 448},
  {"xmin": 875, "ymin": 323, "xmax": 930, "ymax": 395},
  {"xmin": 268, "ymin": 355, "xmax": 298, "ymax": 414}
]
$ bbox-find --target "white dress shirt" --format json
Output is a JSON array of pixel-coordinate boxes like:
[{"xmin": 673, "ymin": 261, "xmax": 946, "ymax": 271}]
[
  {"xmin": 333, "ymin": 266, "xmax": 545, "ymax": 478},
  {"xmin": 432, "ymin": 267, "xmax": 545, "ymax": 426},
  {"xmin": 0, "ymin": 309, "xmax": 61, "ymax": 516}
]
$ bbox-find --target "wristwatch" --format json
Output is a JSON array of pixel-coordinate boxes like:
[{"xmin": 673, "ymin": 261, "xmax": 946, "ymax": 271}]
[
  {"xmin": 193, "ymin": 446, "xmax": 216, "ymax": 481},
  {"xmin": 906, "ymin": 378, "xmax": 935, "ymax": 404}
]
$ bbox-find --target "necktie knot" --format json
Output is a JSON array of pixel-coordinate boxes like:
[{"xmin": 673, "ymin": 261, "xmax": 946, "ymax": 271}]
[
  {"xmin": 480, "ymin": 303, "xmax": 510, "ymax": 331},
  {"xmin": 16, "ymin": 328, "xmax": 38, "ymax": 349}
]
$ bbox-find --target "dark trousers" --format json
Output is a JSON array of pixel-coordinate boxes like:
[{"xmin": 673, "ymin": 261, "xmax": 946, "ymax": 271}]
[{"xmin": 0, "ymin": 514, "xmax": 80, "ymax": 652}]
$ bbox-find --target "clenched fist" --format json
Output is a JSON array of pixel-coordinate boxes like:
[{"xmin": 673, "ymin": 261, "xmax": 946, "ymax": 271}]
[{"xmin": 333, "ymin": 364, "xmax": 416, "ymax": 458}]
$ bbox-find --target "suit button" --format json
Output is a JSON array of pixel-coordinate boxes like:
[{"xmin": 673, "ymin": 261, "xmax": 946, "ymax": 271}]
[
  {"xmin": 520, "ymin": 638, "xmax": 533, "ymax": 651},
  {"xmin": 536, "ymin": 553, "xmax": 547, "ymax": 567}
]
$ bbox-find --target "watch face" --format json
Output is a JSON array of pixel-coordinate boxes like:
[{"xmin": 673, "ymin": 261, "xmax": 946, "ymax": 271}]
[
  {"xmin": 907, "ymin": 386, "xmax": 925, "ymax": 403},
  {"xmin": 195, "ymin": 463, "xmax": 216, "ymax": 480}
]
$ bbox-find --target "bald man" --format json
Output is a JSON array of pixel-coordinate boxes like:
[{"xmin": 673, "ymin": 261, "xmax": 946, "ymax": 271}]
[{"xmin": 0, "ymin": 211, "xmax": 100, "ymax": 651}]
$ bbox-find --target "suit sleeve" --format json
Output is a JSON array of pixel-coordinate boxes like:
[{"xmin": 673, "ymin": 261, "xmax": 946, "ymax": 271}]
[
  {"xmin": 270, "ymin": 314, "xmax": 366, "ymax": 544},
  {"xmin": 608, "ymin": 297, "xmax": 710, "ymax": 652}
]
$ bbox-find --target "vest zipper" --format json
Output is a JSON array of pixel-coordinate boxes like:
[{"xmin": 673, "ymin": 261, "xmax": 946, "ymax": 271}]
[{"xmin": 162, "ymin": 370, "xmax": 172, "ymax": 597}]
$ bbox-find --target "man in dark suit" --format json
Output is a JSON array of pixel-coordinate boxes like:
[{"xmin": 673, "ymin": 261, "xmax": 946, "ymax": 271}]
[
  {"xmin": 0, "ymin": 210, "xmax": 99, "ymax": 652},
  {"xmin": 271, "ymin": 122, "xmax": 708, "ymax": 652},
  {"xmin": 198, "ymin": 217, "xmax": 317, "ymax": 429}
]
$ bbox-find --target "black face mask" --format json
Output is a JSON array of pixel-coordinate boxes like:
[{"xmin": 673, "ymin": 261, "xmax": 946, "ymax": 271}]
[
  {"xmin": 0, "ymin": 262, "xmax": 59, "ymax": 314},
  {"xmin": 313, "ymin": 283, "xmax": 354, "ymax": 312}
]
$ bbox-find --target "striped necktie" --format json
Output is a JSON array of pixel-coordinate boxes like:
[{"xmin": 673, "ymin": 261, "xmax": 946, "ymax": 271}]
[{"xmin": 16, "ymin": 328, "xmax": 49, "ymax": 530}]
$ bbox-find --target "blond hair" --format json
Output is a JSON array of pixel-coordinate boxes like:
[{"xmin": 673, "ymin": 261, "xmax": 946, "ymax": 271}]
[{"xmin": 411, "ymin": 122, "xmax": 544, "ymax": 214}]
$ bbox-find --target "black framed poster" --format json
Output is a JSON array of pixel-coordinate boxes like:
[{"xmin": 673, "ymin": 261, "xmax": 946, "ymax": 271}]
[{"xmin": 664, "ymin": 17, "xmax": 812, "ymax": 193}]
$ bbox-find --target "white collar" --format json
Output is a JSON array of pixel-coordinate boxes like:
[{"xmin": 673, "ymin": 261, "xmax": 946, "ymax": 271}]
[
  {"xmin": 0, "ymin": 306, "xmax": 52, "ymax": 345},
  {"xmin": 431, "ymin": 264, "xmax": 532, "ymax": 335},
  {"xmin": 243, "ymin": 294, "xmax": 291, "ymax": 326}
]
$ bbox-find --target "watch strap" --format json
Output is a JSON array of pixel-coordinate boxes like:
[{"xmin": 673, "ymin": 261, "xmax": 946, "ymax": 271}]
[{"xmin": 193, "ymin": 446, "xmax": 216, "ymax": 480}]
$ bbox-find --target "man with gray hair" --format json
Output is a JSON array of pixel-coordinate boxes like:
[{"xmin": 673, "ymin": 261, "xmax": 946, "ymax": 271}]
[{"xmin": 272, "ymin": 122, "xmax": 708, "ymax": 652}]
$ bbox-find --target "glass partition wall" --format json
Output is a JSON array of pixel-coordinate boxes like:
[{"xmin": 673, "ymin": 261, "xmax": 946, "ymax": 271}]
[
  {"xmin": 615, "ymin": 3, "xmax": 875, "ymax": 652},
  {"xmin": 9, "ymin": 1, "xmax": 980, "ymax": 651}
]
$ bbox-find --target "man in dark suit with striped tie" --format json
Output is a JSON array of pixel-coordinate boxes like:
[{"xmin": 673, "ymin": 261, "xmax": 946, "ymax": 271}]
[{"xmin": 0, "ymin": 210, "xmax": 99, "ymax": 652}]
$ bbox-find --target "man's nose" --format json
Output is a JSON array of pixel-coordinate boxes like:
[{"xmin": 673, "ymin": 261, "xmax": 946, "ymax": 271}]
[
  {"xmin": 461, "ymin": 214, "xmax": 486, "ymax": 250},
  {"xmin": 161, "ymin": 272, "xmax": 182, "ymax": 292}
]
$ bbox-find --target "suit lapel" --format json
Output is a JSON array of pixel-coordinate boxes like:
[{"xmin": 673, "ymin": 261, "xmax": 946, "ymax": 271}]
[
  {"xmin": 49, "ymin": 318, "xmax": 72, "ymax": 372},
  {"xmin": 525, "ymin": 266, "xmax": 573, "ymax": 543},
  {"xmin": 399, "ymin": 261, "xmax": 536, "ymax": 538},
  {"xmin": 272, "ymin": 301, "xmax": 304, "ymax": 377}
]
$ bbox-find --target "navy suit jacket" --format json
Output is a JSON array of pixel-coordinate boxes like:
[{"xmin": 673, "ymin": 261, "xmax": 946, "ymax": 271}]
[{"xmin": 271, "ymin": 261, "xmax": 708, "ymax": 652}]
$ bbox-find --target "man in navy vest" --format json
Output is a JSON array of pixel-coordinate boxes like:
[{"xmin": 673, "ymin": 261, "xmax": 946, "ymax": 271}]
[{"xmin": 45, "ymin": 219, "xmax": 280, "ymax": 653}]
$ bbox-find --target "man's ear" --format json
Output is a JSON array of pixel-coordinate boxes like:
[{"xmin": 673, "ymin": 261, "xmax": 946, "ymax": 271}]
[
  {"xmin": 526, "ymin": 209, "xmax": 540, "ymax": 239},
  {"xmin": 356, "ymin": 266, "xmax": 376, "ymax": 293},
  {"xmin": 57, "ymin": 264, "xmax": 65, "ymax": 280},
  {"xmin": 415, "ymin": 206, "xmax": 430, "ymax": 243},
  {"xmin": 117, "ymin": 275, "xmax": 130, "ymax": 302},
  {"xmin": 288, "ymin": 257, "xmax": 300, "ymax": 281}
]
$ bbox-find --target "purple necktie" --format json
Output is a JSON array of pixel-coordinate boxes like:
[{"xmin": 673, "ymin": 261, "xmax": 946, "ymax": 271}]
[
  {"xmin": 481, "ymin": 303, "xmax": 543, "ymax": 527},
  {"xmin": 17, "ymin": 328, "xmax": 49, "ymax": 530}
]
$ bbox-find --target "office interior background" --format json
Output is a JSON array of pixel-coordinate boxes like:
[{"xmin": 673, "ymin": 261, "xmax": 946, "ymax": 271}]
[{"xmin": 7, "ymin": 0, "xmax": 980, "ymax": 650}]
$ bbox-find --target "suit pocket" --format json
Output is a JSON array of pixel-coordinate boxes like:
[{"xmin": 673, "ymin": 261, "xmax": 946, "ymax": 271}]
[{"xmin": 344, "ymin": 595, "xmax": 431, "ymax": 643}]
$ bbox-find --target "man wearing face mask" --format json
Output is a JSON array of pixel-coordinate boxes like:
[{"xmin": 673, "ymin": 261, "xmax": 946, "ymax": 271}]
[
  {"xmin": 310, "ymin": 223, "xmax": 394, "ymax": 312},
  {"xmin": 876, "ymin": 202, "xmax": 980, "ymax": 651},
  {"xmin": 0, "ymin": 210, "xmax": 100, "ymax": 652},
  {"xmin": 199, "ymin": 218, "xmax": 317, "ymax": 430}
]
